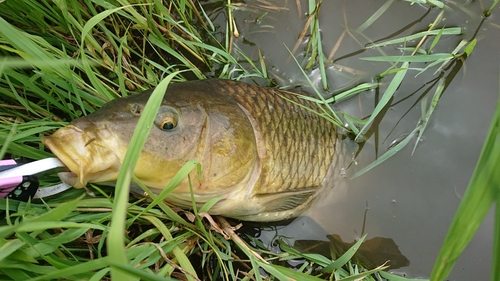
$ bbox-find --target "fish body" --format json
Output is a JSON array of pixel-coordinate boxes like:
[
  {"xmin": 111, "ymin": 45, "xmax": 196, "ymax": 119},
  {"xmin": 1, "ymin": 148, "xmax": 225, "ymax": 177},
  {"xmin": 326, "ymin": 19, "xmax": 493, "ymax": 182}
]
[{"xmin": 42, "ymin": 80, "xmax": 339, "ymax": 221}]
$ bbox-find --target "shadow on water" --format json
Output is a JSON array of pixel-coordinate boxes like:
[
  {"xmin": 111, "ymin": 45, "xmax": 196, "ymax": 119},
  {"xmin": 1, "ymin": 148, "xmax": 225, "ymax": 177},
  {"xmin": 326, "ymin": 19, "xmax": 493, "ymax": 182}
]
[
  {"xmin": 296, "ymin": 235, "xmax": 410, "ymax": 270},
  {"xmin": 237, "ymin": 213, "xmax": 410, "ymax": 271}
]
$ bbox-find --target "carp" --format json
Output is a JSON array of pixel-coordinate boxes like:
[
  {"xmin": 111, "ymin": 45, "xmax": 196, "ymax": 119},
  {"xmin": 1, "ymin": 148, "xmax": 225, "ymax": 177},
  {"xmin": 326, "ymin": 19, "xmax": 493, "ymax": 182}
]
[{"xmin": 42, "ymin": 80, "xmax": 340, "ymax": 221}]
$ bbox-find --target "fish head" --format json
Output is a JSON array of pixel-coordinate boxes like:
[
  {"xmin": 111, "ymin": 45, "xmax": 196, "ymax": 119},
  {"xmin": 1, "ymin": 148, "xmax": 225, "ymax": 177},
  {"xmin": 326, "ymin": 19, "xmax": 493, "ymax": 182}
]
[{"xmin": 42, "ymin": 81, "xmax": 258, "ymax": 194}]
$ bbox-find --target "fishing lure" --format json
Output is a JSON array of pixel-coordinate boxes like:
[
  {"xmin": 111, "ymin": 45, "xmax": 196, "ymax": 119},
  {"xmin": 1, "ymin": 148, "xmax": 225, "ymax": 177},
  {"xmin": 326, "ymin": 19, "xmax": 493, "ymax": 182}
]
[{"xmin": 0, "ymin": 158, "xmax": 71, "ymax": 201}]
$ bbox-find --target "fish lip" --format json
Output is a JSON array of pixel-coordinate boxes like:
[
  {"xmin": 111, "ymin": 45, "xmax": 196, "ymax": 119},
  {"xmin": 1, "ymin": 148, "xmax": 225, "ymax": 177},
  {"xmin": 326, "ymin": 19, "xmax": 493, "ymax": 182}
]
[
  {"xmin": 42, "ymin": 132, "xmax": 79, "ymax": 173},
  {"xmin": 56, "ymin": 171, "xmax": 81, "ymax": 187},
  {"xmin": 42, "ymin": 128, "xmax": 87, "ymax": 188}
]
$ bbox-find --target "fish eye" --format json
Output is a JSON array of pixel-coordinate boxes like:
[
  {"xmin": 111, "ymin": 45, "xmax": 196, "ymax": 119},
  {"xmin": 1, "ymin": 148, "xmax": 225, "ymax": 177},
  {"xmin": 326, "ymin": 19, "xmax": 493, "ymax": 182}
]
[
  {"xmin": 154, "ymin": 106, "xmax": 179, "ymax": 131},
  {"xmin": 160, "ymin": 118, "xmax": 176, "ymax": 130}
]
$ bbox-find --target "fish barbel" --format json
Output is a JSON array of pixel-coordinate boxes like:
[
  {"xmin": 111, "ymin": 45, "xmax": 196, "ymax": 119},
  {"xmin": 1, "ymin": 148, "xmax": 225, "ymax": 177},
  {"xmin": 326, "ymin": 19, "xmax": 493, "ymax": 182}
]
[{"xmin": 42, "ymin": 80, "xmax": 340, "ymax": 221}]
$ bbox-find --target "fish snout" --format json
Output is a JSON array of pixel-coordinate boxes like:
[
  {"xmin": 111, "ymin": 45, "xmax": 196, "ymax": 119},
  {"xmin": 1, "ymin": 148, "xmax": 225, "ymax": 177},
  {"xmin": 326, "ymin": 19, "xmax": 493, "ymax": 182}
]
[{"xmin": 42, "ymin": 123, "xmax": 120, "ymax": 188}]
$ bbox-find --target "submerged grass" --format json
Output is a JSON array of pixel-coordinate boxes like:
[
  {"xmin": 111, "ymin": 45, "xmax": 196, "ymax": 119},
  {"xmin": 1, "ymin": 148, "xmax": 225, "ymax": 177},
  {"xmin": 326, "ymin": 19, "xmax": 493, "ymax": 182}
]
[{"xmin": 0, "ymin": 0, "xmax": 496, "ymax": 280}]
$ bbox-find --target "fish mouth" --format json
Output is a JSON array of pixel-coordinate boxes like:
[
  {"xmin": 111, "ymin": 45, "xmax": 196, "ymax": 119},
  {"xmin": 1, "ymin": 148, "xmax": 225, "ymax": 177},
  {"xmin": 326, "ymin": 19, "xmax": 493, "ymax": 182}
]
[{"xmin": 42, "ymin": 124, "xmax": 122, "ymax": 188}]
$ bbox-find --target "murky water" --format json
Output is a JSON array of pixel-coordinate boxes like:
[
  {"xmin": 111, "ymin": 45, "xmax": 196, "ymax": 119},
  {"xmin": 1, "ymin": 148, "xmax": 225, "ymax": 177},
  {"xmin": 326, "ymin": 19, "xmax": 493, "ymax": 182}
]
[{"xmin": 209, "ymin": 0, "xmax": 499, "ymax": 279}]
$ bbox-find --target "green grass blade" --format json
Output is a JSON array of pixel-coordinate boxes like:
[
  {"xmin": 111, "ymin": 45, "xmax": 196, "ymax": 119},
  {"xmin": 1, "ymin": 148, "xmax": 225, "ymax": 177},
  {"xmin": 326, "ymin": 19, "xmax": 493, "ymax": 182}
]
[
  {"xmin": 0, "ymin": 195, "xmax": 87, "ymax": 239},
  {"xmin": 314, "ymin": 19, "xmax": 328, "ymax": 90},
  {"xmin": 79, "ymin": 5, "xmax": 134, "ymax": 100},
  {"xmin": 279, "ymin": 242, "xmax": 332, "ymax": 266},
  {"xmin": 147, "ymin": 35, "xmax": 205, "ymax": 80},
  {"xmin": 257, "ymin": 49, "xmax": 267, "ymax": 78},
  {"xmin": 431, "ymin": 40, "xmax": 472, "ymax": 75},
  {"xmin": 493, "ymin": 193, "xmax": 500, "ymax": 281},
  {"xmin": 108, "ymin": 169, "xmax": 135, "ymax": 281},
  {"xmin": 0, "ymin": 239, "xmax": 25, "ymax": 263},
  {"xmin": 14, "ymin": 222, "xmax": 103, "ymax": 233},
  {"xmin": 132, "ymin": 160, "xmax": 200, "ymax": 226},
  {"xmin": 0, "ymin": 58, "xmax": 81, "ymax": 69},
  {"xmin": 284, "ymin": 45, "xmax": 341, "ymax": 124},
  {"xmin": 352, "ymin": 125, "xmax": 420, "ymax": 179},
  {"xmin": 412, "ymin": 78, "xmax": 445, "ymax": 154},
  {"xmin": 356, "ymin": 61, "xmax": 409, "ymax": 140},
  {"xmin": 0, "ymin": 121, "xmax": 18, "ymax": 159},
  {"xmin": 142, "ymin": 216, "xmax": 198, "ymax": 281},
  {"xmin": 379, "ymin": 271, "xmax": 429, "ymax": 280},
  {"xmin": 360, "ymin": 53, "xmax": 453, "ymax": 62},
  {"xmin": 464, "ymin": 38, "xmax": 477, "ymax": 57},
  {"xmin": 259, "ymin": 262, "xmax": 325, "ymax": 281},
  {"xmin": 322, "ymin": 234, "xmax": 367, "ymax": 273},
  {"xmin": 402, "ymin": 0, "xmax": 444, "ymax": 8},
  {"xmin": 26, "ymin": 257, "xmax": 111, "ymax": 281},
  {"xmin": 343, "ymin": 114, "xmax": 362, "ymax": 136},
  {"xmin": 367, "ymin": 28, "xmax": 462, "ymax": 48},
  {"xmin": 428, "ymin": 27, "xmax": 445, "ymax": 53},
  {"xmin": 107, "ymin": 261, "xmax": 177, "ymax": 281},
  {"xmin": 0, "ymin": 268, "xmax": 30, "ymax": 280},
  {"xmin": 199, "ymin": 197, "xmax": 224, "ymax": 213},
  {"xmin": 0, "ymin": 18, "xmax": 58, "ymax": 75},
  {"xmin": 107, "ymin": 72, "xmax": 181, "ymax": 281},
  {"xmin": 486, "ymin": 0, "xmax": 499, "ymax": 16},
  {"xmin": 323, "ymin": 83, "xmax": 380, "ymax": 103},
  {"xmin": 430, "ymin": 80, "xmax": 500, "ymax": 281},
  {"xmin": 135, "ymin": 184, "xmax": 189, "ymax": 225},
  {"xmin": 357, "ymin": 0, "xmax": 395, "ymax": 33},
  {"xmin": 26, "ymin": 195, "xmax": 82, "ymax": 223}
]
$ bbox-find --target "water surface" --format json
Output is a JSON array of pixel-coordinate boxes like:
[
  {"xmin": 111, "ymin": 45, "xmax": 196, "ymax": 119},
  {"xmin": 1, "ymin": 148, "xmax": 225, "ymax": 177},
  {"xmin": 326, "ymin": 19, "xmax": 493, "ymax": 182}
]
[{"xmin": 211, "ymin": 1, "xmax": 499, "ymax": 279}]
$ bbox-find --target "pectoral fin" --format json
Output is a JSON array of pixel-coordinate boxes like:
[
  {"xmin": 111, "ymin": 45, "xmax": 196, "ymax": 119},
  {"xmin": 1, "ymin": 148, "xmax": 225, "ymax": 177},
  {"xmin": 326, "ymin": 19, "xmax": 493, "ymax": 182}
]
[{"xmin": 256, "ymin": 188, "xmax": 319, "ymax": 213}]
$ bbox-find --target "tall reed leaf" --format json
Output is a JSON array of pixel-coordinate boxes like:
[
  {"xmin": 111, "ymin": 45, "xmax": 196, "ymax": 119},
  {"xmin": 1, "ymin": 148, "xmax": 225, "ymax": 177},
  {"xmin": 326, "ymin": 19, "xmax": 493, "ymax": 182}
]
[
  {"xmin": 494, "ymin": 199, "xmax": 500, "ymax": 281},
  {"xmin": 430, "ymin": 78, "xmax": 500, "ymax": 280}
]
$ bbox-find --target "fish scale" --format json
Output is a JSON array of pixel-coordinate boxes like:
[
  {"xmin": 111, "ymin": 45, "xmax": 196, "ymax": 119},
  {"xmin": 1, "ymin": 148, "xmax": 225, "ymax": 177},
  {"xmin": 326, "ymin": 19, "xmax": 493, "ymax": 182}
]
[{"xmin": 222, "ymin": 80, "xmax": 337, "ymax": 196}]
